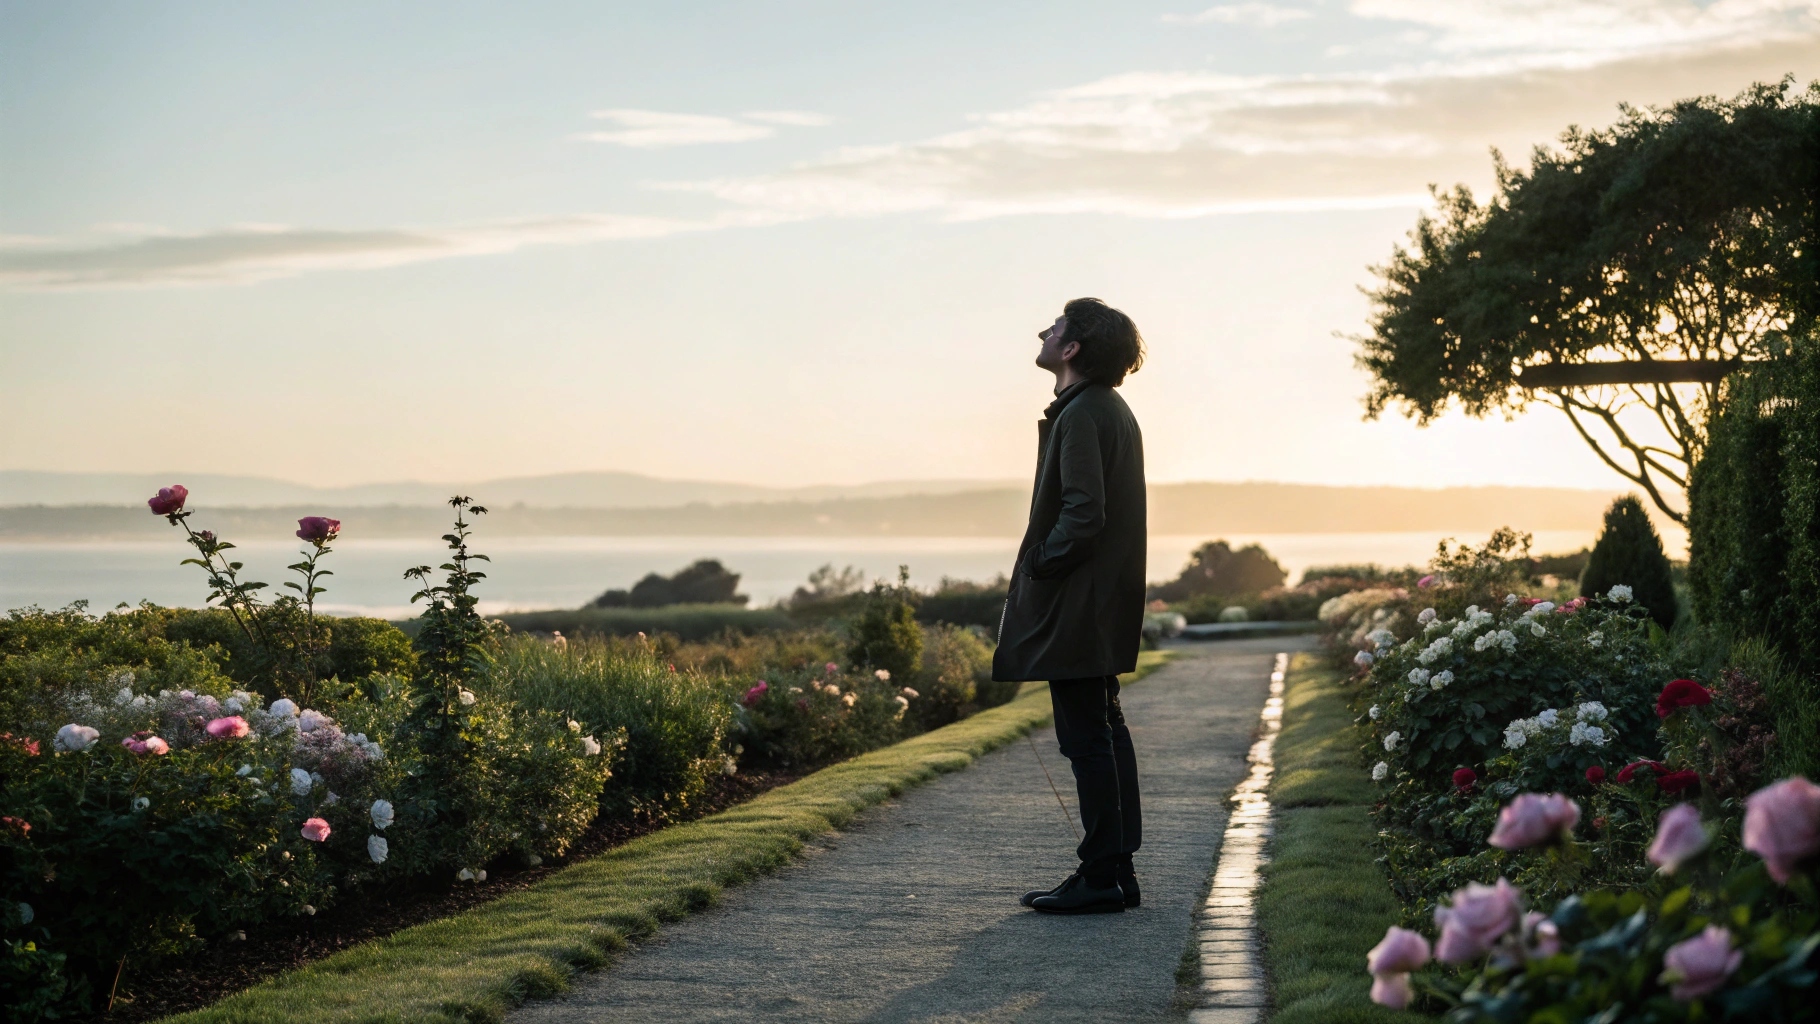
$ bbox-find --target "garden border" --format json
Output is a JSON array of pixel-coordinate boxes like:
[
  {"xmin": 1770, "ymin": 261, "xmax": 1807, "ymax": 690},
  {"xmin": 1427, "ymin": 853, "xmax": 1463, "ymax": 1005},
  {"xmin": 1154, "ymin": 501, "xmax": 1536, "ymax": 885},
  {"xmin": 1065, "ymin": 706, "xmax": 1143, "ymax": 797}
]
[
  {"xmin": 1254, "ymin": 653, "xmax": 1406, "ymax": 1024},
  {"xmin": 160, "ymin": 651, "xmax": 1173, "ymax": 1024}
]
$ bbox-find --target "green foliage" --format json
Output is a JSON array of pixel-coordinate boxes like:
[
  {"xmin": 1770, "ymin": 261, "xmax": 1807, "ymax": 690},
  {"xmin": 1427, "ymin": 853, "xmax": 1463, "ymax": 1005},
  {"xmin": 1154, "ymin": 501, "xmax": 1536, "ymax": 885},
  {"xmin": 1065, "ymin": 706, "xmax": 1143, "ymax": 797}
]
[
  {"xmin": 1356, "ymin": 80, "xmax": 1819, "ymax": 522},
  {"xmin": 492, "ymin": 604, "xmax": 795, "ymax": 641},
  {"xmin": 1149, "ymin": 539, "xmax": 1287, "ymax": 602},
  {"xmin": 844, "ymin": 567, "xmax": 923, "ymax": 685},
  {"xmin": 1582, "ymin": 496, "xmax": 1679, "ymax": 629},
  {"xmin": 403, "ymin": 496, "xmax": 498, "ymax": 683},
  {"xmin": 914, "ymin": 576, "xmax": 1010, "ymax": 634},
  {"xmin": 912, "ymin": 623, "xmax": 998, "ymax": 725},
  {"xmin": 591, "ymin": 558, "xmax": 748, "ymax": 609},
  {"xmin": 483, "ymin": 635, "xmax": 730, "ymax": 822}
]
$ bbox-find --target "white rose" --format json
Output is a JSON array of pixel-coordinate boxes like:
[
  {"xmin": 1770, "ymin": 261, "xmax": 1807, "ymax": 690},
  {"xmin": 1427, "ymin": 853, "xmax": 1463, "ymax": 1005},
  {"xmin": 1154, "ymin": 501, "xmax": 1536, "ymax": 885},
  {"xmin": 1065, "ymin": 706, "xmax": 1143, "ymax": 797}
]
[
  {"xmin": 298, "ymin": 709, "xmax": 331, "ymax": 733},
  {"xmin": 1431, "ymin": 670, "xmax": 1453, "ymax": 690},
  {"xmin": 290, "ymin": 768, "xmax": 314, "ymax": 797},
  {"xmin": 1417, "ymin": 608, "xmax": 1437, "ymax": 625},
  {"xmin": 457, "ymin": 689, "xmax": 477, "ymax": 706},
  {"xmin": 1382, "ymin": 731, "xmax": 1401, "ymax": 752},
  {"xmin": 1531, "ymin": 623, "xmax": 1546, "ymax": 637},
  {"xmin": 1368, "ymin": 704, "xmax": 1381, "ymax": 720},
  {"xmin": 1504, "ymin": 729, "xmax": 1528, "ymax": 749},
  {"xmin": 1407, "ymin": 668, "xmax": 1430, "ymax": 688},
  {"xmin": 581, "ymin": 735, "xmax": 602, "ymax": 756},
  {"xmin": 1576, "ymin": 702, "xmax": 1608, "ymax": 722},
  {"xmin": 1537, "ymin": 708, "xmax": 1560, "ymax": 728},
  {"xmin": 371, "ymin": 799, "xmax": 395, "ymax": 830},
  {"xmin": 1607, "ymin": 584, "xmax": 1633, "ymax": 603},
  {"xmin": 1372, "ymin": 761, "xmax": 1389, "ymax": 781},
  {"xmin": 268, "ymin": 698, "xmax": 299, "ymax": 718},
  {"xmin": 54, "ymin": 724, "xmax": 100, "ymax": 752},
  {"xmin": 1354, "ymin": 650, "xmax": 1375, "ymax": 667},
  {"xmin": 368, "ymin": 835, "xmax": 389, "ymax": 864}
]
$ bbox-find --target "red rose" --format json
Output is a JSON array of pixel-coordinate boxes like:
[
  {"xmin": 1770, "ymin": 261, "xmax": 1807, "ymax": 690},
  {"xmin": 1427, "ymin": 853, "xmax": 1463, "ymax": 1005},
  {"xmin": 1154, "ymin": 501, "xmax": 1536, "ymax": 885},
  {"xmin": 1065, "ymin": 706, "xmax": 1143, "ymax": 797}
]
[
  {"xmin": 1657, "ymin": 679, "xmax": 1714, "ymax": 719},
  {"xmin": 296, "ymin": 516, "xmax": 341, "ymax": 544},
  {"xmin": 1657, "ymin": 770, "xmax": 1701, "ymax": 795},
  {"xmin": 1585, "ymin": 765, "xmax": 1606, "ymax": 785},
  {"xmin": 1617, "ymin": 760, "xmax": 1667, "ymax": 785},
  {"xmin": 1452, "ymin": 768, "xmax": 1477, "ymax": 793},
  {"xmin": 147, "ymin": 484, "xmax": 188, "ymax": 515}
]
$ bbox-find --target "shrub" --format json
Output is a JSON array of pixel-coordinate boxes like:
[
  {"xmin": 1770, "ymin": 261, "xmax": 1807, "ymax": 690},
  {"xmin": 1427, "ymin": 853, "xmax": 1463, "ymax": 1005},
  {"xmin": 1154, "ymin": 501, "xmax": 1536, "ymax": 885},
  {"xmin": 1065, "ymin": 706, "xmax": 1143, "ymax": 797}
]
[
  {"xmin": 915, "ymin": 576, "xmax": 1009, "ymax": 634},
  {"xmin": 1581, "ymin": 495, "xmax": 1679, "ymax": 630},
  {"xmin": 730, "ymin": 664, "xmax": 912, "ymax": 770},
  {"xmin": 911, "ymin": 623, "xmax": 995, "ymax": 727},
  {"xmin": 481, "ymin": 635, "xmax": 730, "ymax": 822},
  {"xmin": 845, "ymin": 568, "xmax": 923, "ymax": 685},
  {"xmin": 492, "ymin": 605, "xmax": 795, "ymax": 641}
]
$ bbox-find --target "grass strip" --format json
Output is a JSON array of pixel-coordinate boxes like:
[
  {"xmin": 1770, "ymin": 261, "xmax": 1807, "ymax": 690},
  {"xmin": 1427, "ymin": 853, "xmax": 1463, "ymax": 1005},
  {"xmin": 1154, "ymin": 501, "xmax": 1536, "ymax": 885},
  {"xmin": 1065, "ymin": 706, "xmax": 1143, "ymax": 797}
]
[
  {"xmin": 1258, "ymin": 652, "xmax": 1405, "ymax": 1024},
  {"xmin": 166, "ymin": 650, "xmax": 1172, "ymax": 1024}
]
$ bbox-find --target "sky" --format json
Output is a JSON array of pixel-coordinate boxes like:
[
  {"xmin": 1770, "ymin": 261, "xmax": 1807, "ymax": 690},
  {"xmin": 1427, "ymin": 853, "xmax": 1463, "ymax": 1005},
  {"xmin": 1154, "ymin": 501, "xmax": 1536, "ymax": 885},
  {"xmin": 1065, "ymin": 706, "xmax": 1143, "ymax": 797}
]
[{"xmin": 2, "ymin": 1, "xmax": 1816, "ymax": 491}]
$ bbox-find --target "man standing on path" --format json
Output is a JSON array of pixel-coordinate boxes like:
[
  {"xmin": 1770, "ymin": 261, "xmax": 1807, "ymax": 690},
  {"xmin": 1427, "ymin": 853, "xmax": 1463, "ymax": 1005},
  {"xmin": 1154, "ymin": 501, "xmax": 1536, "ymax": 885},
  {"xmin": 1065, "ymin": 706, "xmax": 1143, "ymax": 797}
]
[{"xmin": 994, "ymin": 297, "xmax": 1148, "ymax": 916}]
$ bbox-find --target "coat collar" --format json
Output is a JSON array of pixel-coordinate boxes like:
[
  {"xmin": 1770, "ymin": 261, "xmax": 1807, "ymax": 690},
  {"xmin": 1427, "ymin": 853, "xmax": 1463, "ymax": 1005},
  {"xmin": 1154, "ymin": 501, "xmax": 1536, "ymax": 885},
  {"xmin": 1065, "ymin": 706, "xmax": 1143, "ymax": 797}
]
[{"xmin": 1043, "ymin": 380, "xmax": 1095, "ymax": 421}]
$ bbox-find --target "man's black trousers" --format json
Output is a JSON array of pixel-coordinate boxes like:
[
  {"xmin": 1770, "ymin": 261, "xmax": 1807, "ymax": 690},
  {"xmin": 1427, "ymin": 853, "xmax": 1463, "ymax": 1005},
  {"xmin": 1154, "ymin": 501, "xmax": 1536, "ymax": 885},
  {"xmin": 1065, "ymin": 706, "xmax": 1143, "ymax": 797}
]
[{"xmin": 1049, "ymin": 675, "xmax": 1142, "ymax": 887}]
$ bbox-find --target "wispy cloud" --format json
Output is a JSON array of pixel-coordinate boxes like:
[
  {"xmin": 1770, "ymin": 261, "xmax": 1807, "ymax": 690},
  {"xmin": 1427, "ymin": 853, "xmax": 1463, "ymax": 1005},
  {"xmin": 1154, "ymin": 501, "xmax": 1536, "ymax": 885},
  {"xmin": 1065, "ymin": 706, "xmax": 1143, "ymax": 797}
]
[
  {"xmin": 5, "ymin": 1, "xmax": 1812, "ymax": 290},
  {"xmin": 573, "ymin": 108, "xmax": 831, "ymax": 147},
  {"xmin": 0, "ymin": 212, "xmax": 786, "ymax": 289},
  {"xmin": 1162, "ymin": 3, "xmax": 1313, "ymax": 27}
]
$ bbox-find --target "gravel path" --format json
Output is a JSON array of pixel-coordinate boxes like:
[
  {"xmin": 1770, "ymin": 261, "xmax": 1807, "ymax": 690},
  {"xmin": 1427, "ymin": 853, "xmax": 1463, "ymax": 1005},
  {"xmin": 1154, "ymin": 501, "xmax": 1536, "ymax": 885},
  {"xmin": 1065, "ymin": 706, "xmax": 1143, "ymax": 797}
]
[{"xmin": 513, "ymin": 637, "xmax": 1305, "ymax": 1024}]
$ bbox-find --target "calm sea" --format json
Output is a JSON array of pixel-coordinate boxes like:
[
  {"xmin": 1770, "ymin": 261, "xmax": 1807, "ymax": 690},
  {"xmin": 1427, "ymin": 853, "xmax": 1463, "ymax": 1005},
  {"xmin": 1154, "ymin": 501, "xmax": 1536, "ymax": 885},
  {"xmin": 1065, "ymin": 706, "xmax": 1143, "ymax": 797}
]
[{"xmin": 0, "ymin": 530, "xmax": 1615, "ymax": 620}]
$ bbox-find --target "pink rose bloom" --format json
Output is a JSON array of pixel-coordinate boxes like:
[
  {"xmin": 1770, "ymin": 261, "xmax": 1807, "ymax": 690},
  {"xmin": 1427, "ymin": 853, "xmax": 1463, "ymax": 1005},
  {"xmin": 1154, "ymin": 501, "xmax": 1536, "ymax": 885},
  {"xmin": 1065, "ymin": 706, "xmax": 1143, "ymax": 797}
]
[
  {"xmin": 296, "ymin": 516, "xmax": 341, "ymax": 544},
  {"xmin": 825, "ymin": 662, "xmax": 840, "ymax": 674},
  {"xmin": 121, "ymin": 733, "xmax": 170, "ymax": 755},
  {"xmin": 1433, "ymin": 878, "xmax": 1521, "ymax": 964},
  {"xmin": 205, "ymin": 716, "xmax": 251, "ymax": 740},
  {"xmin": 1369, "ymin": 972, "xmax": 1414, "ymax": 1010},
  {"xmin": 147, "ymin": 485, "xmax": 188, "ymax": 515},
  {"xmin": 301, "ymin": 817, "xmax": 332, "ymax": 842},
  {"xmin": 1488, "ymin": 793, "xmax": 1580, "ymax": 850},
  {"xmin": 1660, "ymin": 925, "xmax": 1742, "ymax": 1001},
  {"xmin": 1557, "ymin": 597, "xmax": 1587, "ymax": 614},
  {"xmin": 1743, "ymin": 777, "xmax": 1820, "ymax": 884},
  {"xmin": 1417, "ymin": 574, "xmax": 1437, "ymax": 589},
  {"xmin": 1648, "ymin": 804, "xmax": 1710, "ymax": 874},
  {"xmin": 1522, "ymin": 912, "xmax": 1561, "ymax": 958},
  {"xmin": 742, "ymin": 681, "xmax": 769, "ymax": 707},
  {"xmin": 1367, "ymin": 926, "xmax": 1430, "ymax": 974}
]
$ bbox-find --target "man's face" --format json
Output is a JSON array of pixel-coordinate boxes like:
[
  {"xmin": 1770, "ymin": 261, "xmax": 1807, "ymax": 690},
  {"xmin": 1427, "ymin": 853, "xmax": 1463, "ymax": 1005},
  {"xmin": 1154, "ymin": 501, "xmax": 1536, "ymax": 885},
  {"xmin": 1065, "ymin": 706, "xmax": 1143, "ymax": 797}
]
[{"xmin": 1035, "ymin": 315, "xmax": 1077, "ymax": 371}]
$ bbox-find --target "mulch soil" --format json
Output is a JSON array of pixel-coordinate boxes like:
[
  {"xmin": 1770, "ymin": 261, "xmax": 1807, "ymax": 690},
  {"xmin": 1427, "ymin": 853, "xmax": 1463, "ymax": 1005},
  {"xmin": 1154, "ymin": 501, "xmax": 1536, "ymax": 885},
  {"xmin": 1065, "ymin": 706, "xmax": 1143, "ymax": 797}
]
[{"xmin": 87, "ymin": 770, "xmax": 799, "ymax": 1023}]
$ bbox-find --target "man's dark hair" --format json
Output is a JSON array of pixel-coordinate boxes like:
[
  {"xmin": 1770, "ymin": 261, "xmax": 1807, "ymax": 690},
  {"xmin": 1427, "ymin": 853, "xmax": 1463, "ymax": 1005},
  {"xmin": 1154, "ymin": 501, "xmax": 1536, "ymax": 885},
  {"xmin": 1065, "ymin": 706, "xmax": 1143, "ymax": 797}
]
[{"xmin": 1062, "ymin": 297, "xmax": 1145, "ymax": 386}]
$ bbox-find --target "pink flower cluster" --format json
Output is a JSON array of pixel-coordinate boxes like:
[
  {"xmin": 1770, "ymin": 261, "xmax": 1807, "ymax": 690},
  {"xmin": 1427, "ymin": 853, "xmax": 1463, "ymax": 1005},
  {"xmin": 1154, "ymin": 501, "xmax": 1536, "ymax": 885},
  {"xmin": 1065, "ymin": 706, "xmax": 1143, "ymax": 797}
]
[
  {"xmin": 1486, "ymin": 793, "xmax": 1579, "ymax": 849},
  {"xmin": 1365, "ymin": 927, "xmax": 1429, "ymax": 1009},
  {"xmin": 121, "ymin": 732, "xmax": 170, "ymax": 755},
  {"xmin": 743, "ymin": 681, "xmax": 769, "ymax": 707}
]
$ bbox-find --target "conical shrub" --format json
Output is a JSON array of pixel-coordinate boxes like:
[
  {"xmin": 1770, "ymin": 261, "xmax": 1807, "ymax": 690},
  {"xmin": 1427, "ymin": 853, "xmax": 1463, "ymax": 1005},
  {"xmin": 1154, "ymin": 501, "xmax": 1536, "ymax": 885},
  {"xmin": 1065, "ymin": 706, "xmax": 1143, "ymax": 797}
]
[{"xmin": 1581, "ymin": 495, "xmax": 1678, "ymax": 630}]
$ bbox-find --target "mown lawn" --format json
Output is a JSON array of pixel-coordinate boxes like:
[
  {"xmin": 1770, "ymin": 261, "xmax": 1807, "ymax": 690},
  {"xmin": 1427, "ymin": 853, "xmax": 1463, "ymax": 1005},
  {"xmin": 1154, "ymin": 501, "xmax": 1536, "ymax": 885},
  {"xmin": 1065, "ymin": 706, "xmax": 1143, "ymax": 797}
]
[
  {"xmin": 164, "ymin": 651, "xmax": 1173, "ymax": 1024},
  {"xmin": 1259, "ymin": 652, "xmax": 1406, "ymax": 1024}
]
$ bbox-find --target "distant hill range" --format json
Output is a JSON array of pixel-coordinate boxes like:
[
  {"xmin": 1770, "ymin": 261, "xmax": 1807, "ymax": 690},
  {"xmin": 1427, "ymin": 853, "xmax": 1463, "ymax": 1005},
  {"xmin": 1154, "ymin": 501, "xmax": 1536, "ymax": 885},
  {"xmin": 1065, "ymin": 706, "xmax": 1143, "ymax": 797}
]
[
  {"xmin": 0, "ymin": 470, "xmax": 1013, "ymax": 509},
  {"xmin": 0, "ymin": 476, "xmax": 1638, "ymax": 541}
]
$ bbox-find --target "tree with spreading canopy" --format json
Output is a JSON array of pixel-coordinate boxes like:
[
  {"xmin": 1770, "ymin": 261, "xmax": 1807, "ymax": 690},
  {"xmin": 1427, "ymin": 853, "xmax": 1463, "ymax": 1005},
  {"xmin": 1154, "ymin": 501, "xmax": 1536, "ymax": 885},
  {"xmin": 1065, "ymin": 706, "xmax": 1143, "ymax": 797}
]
[{"xmin": 1355, "ymin": 79, "xmax": 1819, "ymax": 523}]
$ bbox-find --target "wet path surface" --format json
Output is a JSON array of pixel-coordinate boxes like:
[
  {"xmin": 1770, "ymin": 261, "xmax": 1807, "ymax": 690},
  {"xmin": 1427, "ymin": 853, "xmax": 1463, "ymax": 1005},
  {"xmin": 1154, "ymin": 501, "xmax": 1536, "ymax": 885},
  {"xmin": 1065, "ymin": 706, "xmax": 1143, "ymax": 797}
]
[{"xmin": 511, "ymin": 638, "xmax": 1304, "ymax": 1024}]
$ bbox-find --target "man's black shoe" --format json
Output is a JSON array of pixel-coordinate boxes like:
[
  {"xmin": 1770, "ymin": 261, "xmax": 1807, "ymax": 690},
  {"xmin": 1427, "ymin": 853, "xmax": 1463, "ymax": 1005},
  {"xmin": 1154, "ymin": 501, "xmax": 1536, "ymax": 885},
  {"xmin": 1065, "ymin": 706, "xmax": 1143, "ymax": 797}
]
[
  {"xmin": 1118, "ymin": 862, "xmax": 1141, "ymax": 908},
  {"xmin": 1030, "ymin": 873, "xmax": 1126, "ymax": 915},
  {"xmin": 1020, "ymin": 872, "xmax": 1076, "ymax": 908}
]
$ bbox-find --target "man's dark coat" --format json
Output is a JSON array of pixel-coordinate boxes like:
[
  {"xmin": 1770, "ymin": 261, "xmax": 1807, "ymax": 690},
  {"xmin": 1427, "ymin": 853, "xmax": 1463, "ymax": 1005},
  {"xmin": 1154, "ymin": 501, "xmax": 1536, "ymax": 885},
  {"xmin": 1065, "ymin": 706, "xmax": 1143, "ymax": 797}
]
[{"xmin": 992, "ymin": 381, "xmax": 1146, "ymax": 682}]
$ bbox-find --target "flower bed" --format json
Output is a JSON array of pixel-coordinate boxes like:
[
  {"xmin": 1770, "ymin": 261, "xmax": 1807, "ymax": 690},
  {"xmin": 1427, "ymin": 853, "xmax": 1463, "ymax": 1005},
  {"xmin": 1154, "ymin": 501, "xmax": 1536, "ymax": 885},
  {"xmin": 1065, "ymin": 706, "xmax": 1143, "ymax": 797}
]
[
  {"xmin": 1331, "ymin": 531, "xmax": 1820, "ymax": 1018},
  {"xmin": 0, "ymin": 488, "xmax": 995, "ymax": 1021}
]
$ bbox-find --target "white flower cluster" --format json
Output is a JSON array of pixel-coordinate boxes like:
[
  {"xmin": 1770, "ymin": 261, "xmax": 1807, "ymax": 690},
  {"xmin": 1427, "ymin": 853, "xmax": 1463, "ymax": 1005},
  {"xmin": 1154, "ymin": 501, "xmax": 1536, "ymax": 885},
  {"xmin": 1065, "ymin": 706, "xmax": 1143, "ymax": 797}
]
[
  {"xmin": 1383, "ymin": 730, "xmax": 1402, "ymax": 752},
  {"xmin": 1472, "ymin": 629, "xmax": 1518, "ymax": 654},
  {"xmin": 1607, "ymin": 584, "xmax": 1633, "ymax": 603},
  {"xmin": 1372, "ymin": 761, "xmax": 1389, "ymax": 781},
  {"xmin": 1503, "ymin": 702, "xmax": 1613, "ymax": 750},
  {"xmin": 1586, "ymin": 631, "xmax": 1604, "ymax": 649},
  {"xmin": 1417, "ymin": 637, "xmax": 1453, "ymax": 665},
  {"xmin": 1355, "ymin": 650, "xmax": 1376, "ymax": 667},
  {"xmin": 1408, "ymin": 667, "xmax": 1430, "ymax": 688},
  {"xmin": 1366, "ymin": 628, "xmax": 1397, "ymax": 648},
  {"xmin": 1417, "ymin": 608, "xmax": 1437, "ymax": 625},
  {"xmin": 1430, "ymin": 670, "xmax": 1453, "ymax": 690}
]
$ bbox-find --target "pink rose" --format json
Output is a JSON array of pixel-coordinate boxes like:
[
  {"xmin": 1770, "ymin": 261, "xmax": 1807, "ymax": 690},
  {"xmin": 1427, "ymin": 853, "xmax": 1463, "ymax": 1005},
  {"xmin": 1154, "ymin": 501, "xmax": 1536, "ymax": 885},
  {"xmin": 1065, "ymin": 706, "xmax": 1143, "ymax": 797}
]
[
  {"xmin": 1369, "ymin": 972, "xmax": 1414, "ymax": 1010},
  {"xmin": 742, "ymin": 681, "xmax": 769, "ymax": 707},
  {"xmin": 825, "ymin": 662, "xmax": 840, "ymax": 674},
  {"xmin": 1522, "ymin": 912, "xmax": 1560, "ymax": 958},
  {"xmin": 1487, "ymin": 793, "xmax": 1580, "ymax": 850},
  {"xmin": 1660, "ymin": 925, "xmax": 1742, "ymax": 1001},
  {"xmin": 296, "ymin": 516, "xmax": 341, "ymax": 544},
  {"xmin": 1417, "ymin": 574, "xmax": 1437, "ymax": 589},
  {"xmin": 1647, "ymin": 804, "xmax": 1709, "ymax": 874},
  {"xmin": 1367, "ymin": 926, "xmax": 1431, "ymax": 974},
  {"xmin": 121, "ymin": 733, "xmax": 170, "ymax": 755},
  {"xmin": 205, "ymin": 716, "xmax": 251, "ymax": 740},
  {"xmin": 301, "ymin": 817, "xmax": 332, "ymax": 842},
  {"xmin": 1743, "ymin": 777, "xmax": 1820, "ymax": 884},
  {"xmin": 147, "ymin": 485, "xmax": 189, "ymax": 515},
  {"xmin": 1433, "ymin": 878, "xmax": 1521, "ymax": 964}
]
